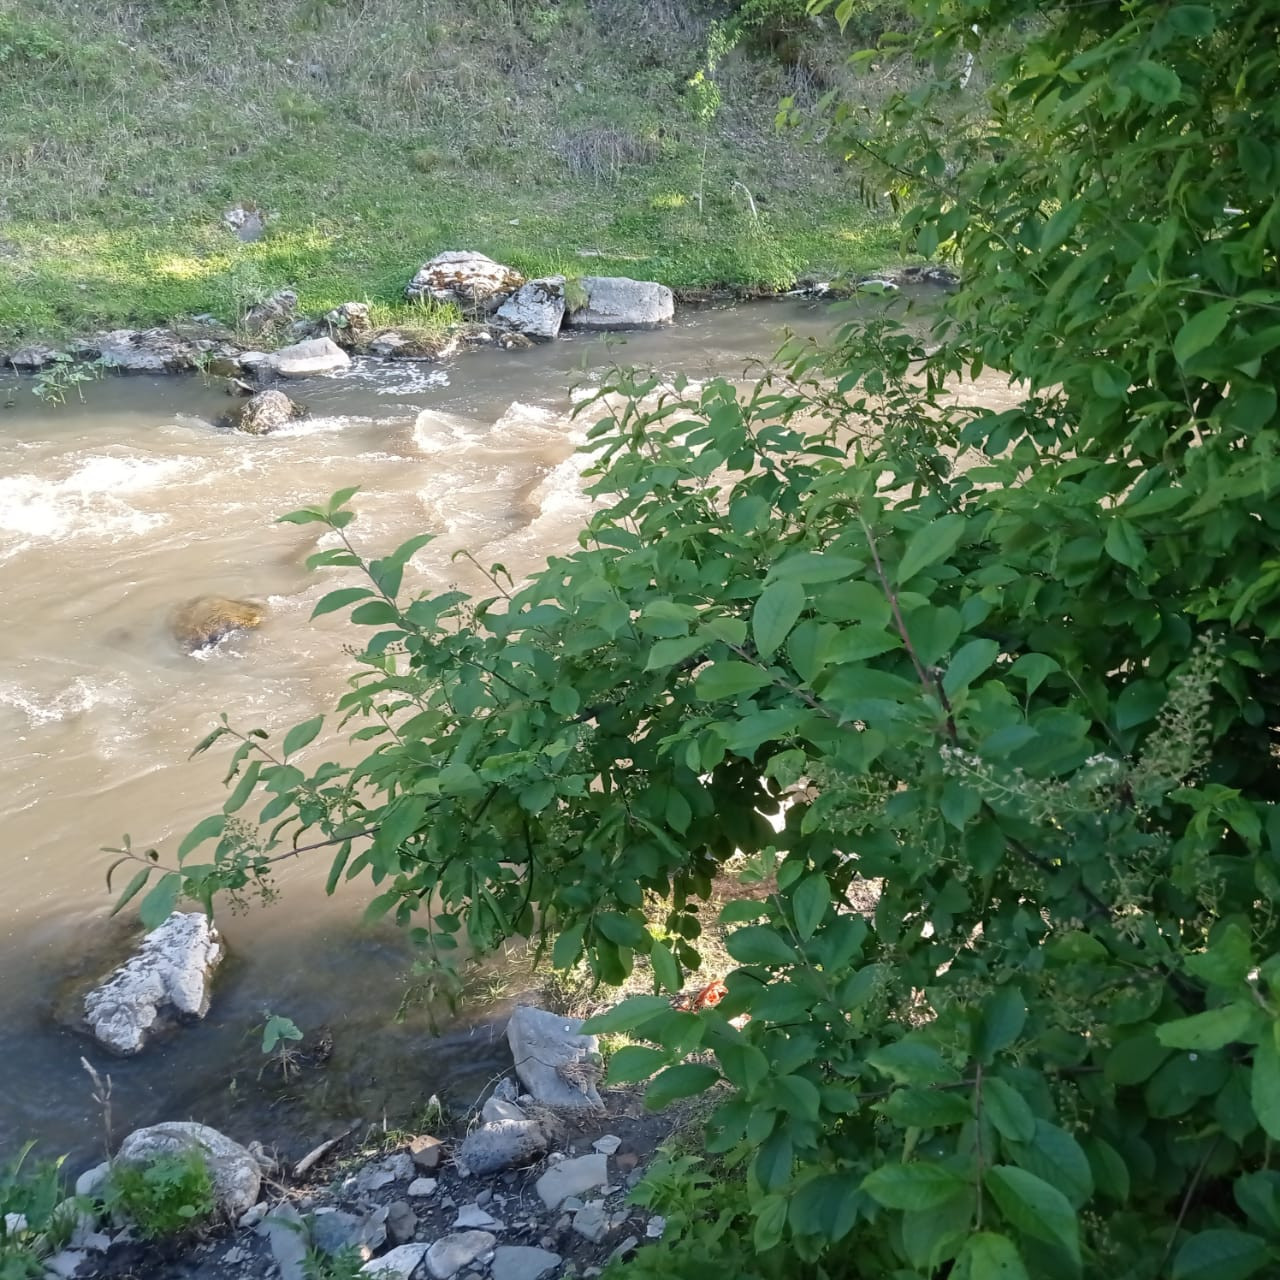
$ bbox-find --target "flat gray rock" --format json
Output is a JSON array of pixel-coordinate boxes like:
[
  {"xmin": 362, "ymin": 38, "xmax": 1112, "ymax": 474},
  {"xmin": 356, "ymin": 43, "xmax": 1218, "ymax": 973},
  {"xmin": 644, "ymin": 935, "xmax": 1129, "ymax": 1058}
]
[
  {"xmin": 453, "ymin": 1203, "xmax": 503, "ymax": 1231},
  {"xmin": 481, "ymin": 1097, "xmax": 527, "ymax": 1125},
  {"xmin": 491, "ymin": 1246, "xmax": 562, "ymax": 1280},
  {"xmin": 506, "ymin": 1006, "xmax": 603, "ymax": 1111},
  {"xmin": 115, "ymin": 1122, "xmax": 261, "ymax": 1218},
  {"xmin": 264, "ymin": 1203, "xmax": 307, "ymax": 1280},
  {"xmin": 360, "ymin": 1242, "xmax": 430, "ymax": 1279},
  {"xmin": 458, "ymin": 1119, "xmax": 547, "ymax": 1176},
  {"xmin": 424, "ymin": 1230, "xmax": 495, "ymax": 1280},
  {"xmin": 84, "ymin": 911, "xmax": 223, "ymax": 1055},
  {"xmin": 572, "ymin": 1201, "xmax": 609, "ymax": 1244},
  {"xmin": 563, "ymin": 276, "xmax": 674, "ymax": 330},
  {"xmin": 270, "ymin": 337, "xmax": 351, "ymax": 376},
  {"xmin": 535, "ymin": 1154, "xmax": 607, "ymax": 1211}
]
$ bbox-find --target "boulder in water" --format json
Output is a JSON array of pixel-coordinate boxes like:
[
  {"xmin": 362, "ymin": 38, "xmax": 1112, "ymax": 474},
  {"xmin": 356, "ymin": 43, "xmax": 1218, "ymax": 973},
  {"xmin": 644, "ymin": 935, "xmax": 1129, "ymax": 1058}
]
[
  {"xmin": 562, "ymin": 276, "xmax": 673, "ymax": 331},
  {"xmin": 405, "ymin": 251, "xmax": 524, "ymax": 313},
  {"xmin": 269, "ymin": 336, "xmax": 351, "ymax": 376},
  {"xmin": 232, "ymin": 388, "xmax": 306, "ymax": 435},
  {"xmin": 115, "ymin": 1122, "xmax": 261, "ymax": 1218},
  {"xmin": 87, "ymin": 328, "xmax": 214, "ymax": 373},
  {"xmin": 6, "ymin": 344, "xmax": 62, "ymax": 370},
  {"xmin": 84, "ymin": 911, "xmax": 223, "ymax": 1055},
  {"xmin": 171, "ymin": 596, "xmax": 265, "ymax": 651},
  {"xmin": 495, "ymin": 276, "xmax": 566, "ymax": 340}
]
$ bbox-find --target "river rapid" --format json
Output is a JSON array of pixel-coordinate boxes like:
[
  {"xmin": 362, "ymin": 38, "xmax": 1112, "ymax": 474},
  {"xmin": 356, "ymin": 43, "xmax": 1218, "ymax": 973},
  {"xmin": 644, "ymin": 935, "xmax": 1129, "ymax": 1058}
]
[{"xmin": 0, "ymin": 297, "xmax": 964, "ymax": 1167}]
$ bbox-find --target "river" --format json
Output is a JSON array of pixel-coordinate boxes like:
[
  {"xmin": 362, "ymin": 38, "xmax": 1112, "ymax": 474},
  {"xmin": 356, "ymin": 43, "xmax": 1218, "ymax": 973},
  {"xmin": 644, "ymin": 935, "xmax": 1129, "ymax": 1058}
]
[{"xmin": 0, "ymin": 296, "xmax": 963, "ymax": 1168}]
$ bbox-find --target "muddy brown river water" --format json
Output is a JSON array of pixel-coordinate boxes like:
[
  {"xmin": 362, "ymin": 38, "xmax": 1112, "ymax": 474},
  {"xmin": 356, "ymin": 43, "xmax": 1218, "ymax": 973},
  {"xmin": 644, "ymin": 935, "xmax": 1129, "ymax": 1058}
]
[{"xmin": 1, "ymin": 296, "xmax": 994, "ymax": 1168}]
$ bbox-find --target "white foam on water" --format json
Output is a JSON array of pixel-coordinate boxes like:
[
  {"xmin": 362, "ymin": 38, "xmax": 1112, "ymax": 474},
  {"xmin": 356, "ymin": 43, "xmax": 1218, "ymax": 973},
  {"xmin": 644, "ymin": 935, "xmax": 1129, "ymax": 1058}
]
[
  {"xmin": 0, "ymin": 675, "xmax": 128, "ymax": 728},
  {"xmin": 0, "ymin": 453, "xmax": 196, "ymax": 555}
]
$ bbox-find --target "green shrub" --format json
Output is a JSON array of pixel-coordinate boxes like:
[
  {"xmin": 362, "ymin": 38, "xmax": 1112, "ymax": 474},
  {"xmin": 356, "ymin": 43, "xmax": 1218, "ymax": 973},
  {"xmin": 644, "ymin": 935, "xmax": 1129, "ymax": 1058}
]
[
  {"xmin": 0, "ymin": 1145, "xmax": 72, "ymax": 1280},
  {"xmin": 103, "ymin": 1151, "xmax": 216, "ymax": 1239}
]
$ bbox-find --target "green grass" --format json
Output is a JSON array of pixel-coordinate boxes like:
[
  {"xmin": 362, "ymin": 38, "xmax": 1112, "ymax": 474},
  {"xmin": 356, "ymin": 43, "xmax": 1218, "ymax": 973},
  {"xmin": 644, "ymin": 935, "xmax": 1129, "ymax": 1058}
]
[{"xmin": 0, "ymin": 0, "xmax": 904, "ymax": 344}]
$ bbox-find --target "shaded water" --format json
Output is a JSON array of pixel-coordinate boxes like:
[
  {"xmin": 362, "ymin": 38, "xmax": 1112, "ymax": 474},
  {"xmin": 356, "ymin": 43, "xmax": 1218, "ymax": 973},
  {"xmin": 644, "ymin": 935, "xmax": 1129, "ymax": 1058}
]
[{"xmin": 0, "ymin": 296, "xmax": 982, "ymax": 1169}]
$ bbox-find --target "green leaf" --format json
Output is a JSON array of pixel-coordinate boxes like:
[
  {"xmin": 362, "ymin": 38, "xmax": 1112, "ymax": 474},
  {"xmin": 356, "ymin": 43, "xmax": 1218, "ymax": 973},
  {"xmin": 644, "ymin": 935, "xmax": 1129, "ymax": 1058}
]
[
  {"xmin": 645, "ymin": 1063, "xmax": 720, "ymax": 1109},
  {"xmin": 1006, "ymin": 1121, "xmax": 1094, "ymax": 1208},
  {"xmin": 1115, "ymin": 678, "xmax": 1164, "ymax": 730},
  {"xmin": 1157, "ymin": 1002, "xmax": 1253, "ymax": 1052},
  {"xmin": 138, "ymin": 873, "xmax": 182, "ymax": 929},
  {"xmin": 583, "ymin": 995, "xmax": 673, "ymax": 1034},
  {"xmin": 1172, "ymin": 1229, "xmax": 1269, "ymax": 1280},
  {"xmin": 281, "ymin": 714, "xmax": 324, "ymax": 759},
  {"xmin": 311, "ymin": 587, "xmax": 374, "ymax": 619},
  {"xmin": 753, "ymin": 579, "xmax": 805, "ymax": 661},
  {"xmin": 897, "ymin": 514, "xmax": 966, "ymax": 584},
  {"xmin": 975, "ymin": 986, "xmax": 1027, "ymax": 1062},
  {"xmin": 1175, "ymin": 302, "xmax": 1233, "ymax": 366},
  {"xmin": 983, "ymin": 1078, "xmax": 1037, "ymax": 1142},
  {"xmin": 1166, "ymin": 4, "xmax": 1215, "ymax": 35},
  {"xmin": 754, "ymin": 1129, "xmax": 794, "ymax": 1192},
  {"xmin": 1128, "ymin": 59, "xmax": 1182, "ymax": 105},
  {"xmin": 645, "ymin": 635, "xmax": 704, "ymax": 670},
  {"xmin": 178, "ymin": 814, "xmax": 225, "ymax": 859},
  {"xmin": 726, "ymin": 924, "xmax": 798, "ymax": 967},
  {"xmin": 766, "ymin": 553, "xmax": 862, "ymax": 584},
  {"xmin": 752, "ymin": 1193, "xmax": 788, "ymax": 1253},
  {"xmin": 791, "ymin": 873, "xmax": 831, "ymax": 941},
  {"xmin": 694, "ymin": 662, "xmax": 773, "ymax": 700},
  {"xmin": 879, "ymin": 1088, "xmax": 972, "ymax": 1129},
  {"xmin": 1104, "ymin": 520, "xmax": 1144, "ymax": 571},
  {"xmin": 960, "ymin": 1232, "xmax": 1031, "ymax": 1280},
  {"xmin": 1251, "ymin": 1035, "xmax": 1280, "ymax": 1140},
  {"xmin": 984, "ymin": 1165, "xmax": 1080, "ymax": 1265},
  {"xmin": 110, "ymin": 867, "xmax": 153, "ymax": 917},
  {"xmin": 650, "ymin": 939, "xmax": 682, "ymax": 993},
  {"xmin": 606, "ymin": 1045, "xmax": 668, "ymax": 1084},
  {"xmin": 862, "ymin": 1162, "xmax": 967, "ymax": 1211},
  {"xmin": 943, "ymin": 639, "xmax": 1000, "ymax": 698}
]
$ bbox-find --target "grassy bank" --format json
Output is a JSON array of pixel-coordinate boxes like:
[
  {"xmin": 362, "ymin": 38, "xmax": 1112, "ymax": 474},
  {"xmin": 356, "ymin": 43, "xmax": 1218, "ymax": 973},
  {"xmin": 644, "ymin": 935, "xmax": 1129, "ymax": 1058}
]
[{"xmin": 0, "ymin": 0, "xmax": 904, "ymax": 343}]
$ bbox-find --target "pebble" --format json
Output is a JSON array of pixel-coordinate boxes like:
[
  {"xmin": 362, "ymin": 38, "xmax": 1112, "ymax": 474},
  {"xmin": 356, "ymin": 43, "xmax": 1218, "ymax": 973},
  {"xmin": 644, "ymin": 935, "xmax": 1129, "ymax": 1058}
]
[
  {"xmin": 610, "ymin": 1236, "xmax": 639, "ymax": 1261},
  {"xmin": 571, "ymin": 1202, "xmax": 609, "ymax": 1245},
  {"xmin": 475, "ymin": 1189, "xmax": 493, "ymax": 1207},
  {"xmin": 408, "ymin": 1177, "xmax": 438, "ymax": 1198},
  {"xmin": 360, "ymin": 1242, "xmax": 431, "ymax": 1279},
  {"xmin": 454, "ymin": 1203, "xmax": 504, "ymax": 1231},
  {"xmin": 646, "ymin": 1215, "xmax": 666, "ymax": 1239},
  {"xmin": 425, "ymin": 1230, "xmax": 497, "ymax": 1280},
  {"xmin": 491, "ymin": 1245, "xmax": 563, "ymax": 1280},
  {"xmin": 592, "ymin": 1135, "xmax": 622, "ymax": 1156},
  {"xmin": 409, "ymin": 1136, "xmax": 445, "ymax": 1172},
  {"xmin": 353, "ymin": 1166, "xmax": 396, "ymax": 1193},
  {"xmin": 535, "ymin": 1154, "xmax": 608, "ymax": 1210},
  {"xmin": 239, "ymin": 1202, "xmax": 269, "ymax": 1229},
  {"xmin": 386, "ymin": 1201, "xmax": 418, "ymax": 1245}
]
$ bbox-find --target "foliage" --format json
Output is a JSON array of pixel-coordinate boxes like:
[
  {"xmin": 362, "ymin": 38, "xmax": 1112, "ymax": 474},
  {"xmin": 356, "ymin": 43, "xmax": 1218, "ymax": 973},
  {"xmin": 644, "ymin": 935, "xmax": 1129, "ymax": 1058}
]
[
  {"xmin": 0, "ymin": 1144, "xmax": 72, "ymax": 1280},
  {"xmin": 304, "ymin": 1242, "xmax": 366, "ymax": 1280},
  {"xmin": 30, "ymin": 355, "xmax": 103, "ymax": 405},
  {"xmin": 261, "ymin": 1012, "xmax": 303, "ymax": 1056},
  {"xmin": 110, "ymin": 0, "xmax": 1280, "ymax": 1276},
  {"xmin": 103, "ymin": 1151, "xmax": 215, "ymax": 1239}
]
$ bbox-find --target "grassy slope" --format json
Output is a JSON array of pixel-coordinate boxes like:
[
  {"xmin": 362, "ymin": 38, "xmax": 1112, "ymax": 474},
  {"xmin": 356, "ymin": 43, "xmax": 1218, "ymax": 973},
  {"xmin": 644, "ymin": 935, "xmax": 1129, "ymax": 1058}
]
[{"xmin": 0, "ymin": 0, "xmax": 902, "ymax": 343}]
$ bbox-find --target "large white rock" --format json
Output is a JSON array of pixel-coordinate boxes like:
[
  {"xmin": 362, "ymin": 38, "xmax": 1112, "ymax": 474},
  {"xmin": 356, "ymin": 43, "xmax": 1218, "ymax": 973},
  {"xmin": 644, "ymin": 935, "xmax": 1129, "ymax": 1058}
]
[
  {"xmin": 84, "ymin": 911, "xmax": 223, "ymax": 1054},
  {"xmin": 115, "ymin": 1122, "xmax": 261, "ymax": 1218},
  {"xmin": 405, "ymin": 251, "xmax": 524, "ymax": 313},
  {"xmin": 563, "ymin": 276, "xmax": 674, "ymax": 330},
  {"xmin": 269, "ymin": 336, "xmax": 351, "ymax": 376},
  {"xmin": 506, "ymin": 1005, "xmax": 603, "ymax": 1111},
  {"xmin": 495, "ymin": 276, "xmax": 566, "ymax": 340}
]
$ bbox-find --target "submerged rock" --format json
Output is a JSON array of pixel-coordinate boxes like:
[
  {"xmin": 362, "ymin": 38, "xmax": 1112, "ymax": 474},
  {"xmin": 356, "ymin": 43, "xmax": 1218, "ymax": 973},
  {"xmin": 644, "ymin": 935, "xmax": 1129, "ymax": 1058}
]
[
  {"xmin": 232, "ymin": 388, "xmax": 306, "ymax": 435},
  {"xmin": 506, "ymin": 1005, "xmax": 603, "ymax": 1111},
  {"xmin": 83, "ymin": 911, "xmax": 223, "ymax": 1055},
  {"xmin": 405, "ymin": 251, "xmax": 523, "ymax": 313},
  {"xmin": 171, "ymin": 595, "xmax": 266, "ymax": 651},
  {"xmin": 563, "ymin": 276, "xmax": 674, "ymax": 330},
  {"xmin": 115, "ymin": 1121, "xmax": 261, "ymax": 1218},
  {"xmin": 495, "ymin": 276, "xmax": 566, "ymax": 340}
]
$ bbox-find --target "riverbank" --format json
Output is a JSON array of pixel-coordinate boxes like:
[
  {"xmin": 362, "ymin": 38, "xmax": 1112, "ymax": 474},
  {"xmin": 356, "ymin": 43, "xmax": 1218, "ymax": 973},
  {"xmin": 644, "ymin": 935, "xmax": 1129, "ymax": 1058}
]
[{"xmin": 0, "ymin": 0, "xmax": 908, "ymax": 346}]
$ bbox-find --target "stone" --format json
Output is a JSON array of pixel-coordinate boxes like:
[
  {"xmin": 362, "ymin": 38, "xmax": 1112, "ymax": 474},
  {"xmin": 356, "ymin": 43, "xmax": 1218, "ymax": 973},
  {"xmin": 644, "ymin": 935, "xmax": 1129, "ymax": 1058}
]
[
  {"xmin": 232, "ymin": 388, "xmax": 306, "ymax": 436},
  {"xmin": 535, "ymin": 1155, "xmax": 608, "ymax": 1211},
  {"xmin": 170, "ymin": 596, "xmax": 265, "ymax": 652},
  {"xmin": 386, "ymin": 1201, "xmax": 418, "ymax": 1246},
  {"xmin": 453, "ymin": 1203, "xmax": 503, "ymax": 1231},
  {"xmin": 591, "ymin": 1135, "xmax": 621, "ymax": 1156},
  {"xmin": 368, "ymin": 332, "xmax": 408, "ymax": 357},
  {"xmin": 74, "ymin": 1162, "xmax": 110, "ymax": 1199},
  {"xmin": 481, "ymin": 1097, "xmax": 527, "ymax": 1125},
  {"xmin": 325, "ymin": 302, "xmax": 372, "ymax": 346},
  {"xmin": 495, "ymin": 277, "xmax": 566, "ymax": 340},
  {"xmin": 224, "ymin": 205, "xmax": 266, "ymax": 242},
  {"xmin": 353, "ymin": 1165, "xmax": 396, "ymax": 1194},
  {"xmin": 42, "ymin": 1249, "xmax": 88, "ymax": 1278},
  {"xmin": 239, "ymin": 1202, "xmax": 269, "ymax": 1229},
  {"xmin": 424, "ymin": 1231, "xmax": 496, "ymax": 1280},
  {"xmin": 84, "ymin": 912, "xmax": 223, "ymax": 1054},
  {"xmin": 270, "ymin": 336, "xmax": 351, "ymax": 377},
  {"xmin": 6, "ymin": 344, "xmax": 61, "ymax": 370},
  {"xmin": 491, "ymin": 1246, "xmax": 562, "ymax": 1280},
  {"xmin": 264, "ymin": 1202, "xmax": 308, "ymax": 1280},
  {"xmin": 409, "ymin": 1136, "xmax": 445, "ymax": 1171},
  {"xmin": 90, "ymin": 328, "xmax": 212, "ymax": 373},
  {"xmin": 360, "ymin": 1242, "xmax": 431, "ymax": 1279},
  {"xmin": 405, "ymin": 251, "xmax": 523, "ymax": 313},
  {"xmin": 610, "ymin": 1236, "xmax": 638, "ymax": 1261},
  {"xmin": 223, "ymin": 1246, "xmax": 248, "ymax": 1265},
  {"xmin": 383, "ymin": 1153, "xmax": 415, "ymax": 1182},
  {"xmin": 244, "ymin": 289, "xmax": 298, "ymax": 335},
  {"xmin": 311, "ymin": 1209, "xmax": 374, "ymax": 1259},
  {"xmin": 492, "ymin": 1077, "xmax": 519, "ymax": 1103},
  {"xmin": 563, "ymin": 277, "xmax": 674, "ymax": 331},
  {"xmin": 114, "ymin": 1122, "xmax": 261, "ymax": 1218},
  {"xmin": 572, "ymin": 1202, "xmax": 609, "ymax": 1245},
  {"xmin": 645, "ymin": 1215, "xmax": 665, "ymax": 1239},
  {"xmin": 407, "ymin": 1178, "xmax": 437, "ymax": 1198},
  {"xmin": 506, "ymin": 1006, "xmax": 603, "ymax": 1111},
  {"xmin": 458, "ymin": 1119, "xmax": 548, "ymax": 1176}
]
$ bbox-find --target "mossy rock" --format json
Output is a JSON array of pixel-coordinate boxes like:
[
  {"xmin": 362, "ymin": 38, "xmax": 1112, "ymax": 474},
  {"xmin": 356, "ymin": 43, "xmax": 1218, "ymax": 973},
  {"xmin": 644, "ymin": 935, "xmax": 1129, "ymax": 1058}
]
[{"xmin": 171, "ymin": 596, "xmax": 265, "ymax": 651}]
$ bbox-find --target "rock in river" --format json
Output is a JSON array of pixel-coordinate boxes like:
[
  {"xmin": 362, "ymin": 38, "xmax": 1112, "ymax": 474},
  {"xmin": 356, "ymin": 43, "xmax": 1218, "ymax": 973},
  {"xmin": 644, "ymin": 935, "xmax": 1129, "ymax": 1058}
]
[
  {"xmin": 495, "ymin": 276, "xmax": 566, "ymax": 340},
  {"xmin": 563, "ymin": 276, "xmax": 674, "ymax": 330},
  {"xmin": 231, "ymin": 388, "xmax": 306, "ymax": 435},
  {"xmin": 171, "ymin": 595, "xmax": 265, "ymax": 651},
  {"xmin": 84, "ymin": 911, "xmax": 223, "ymax": 1055},
  {"xmin": 115, "ymin": 1121, "xmax": 261, "ymax": 1218}
]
